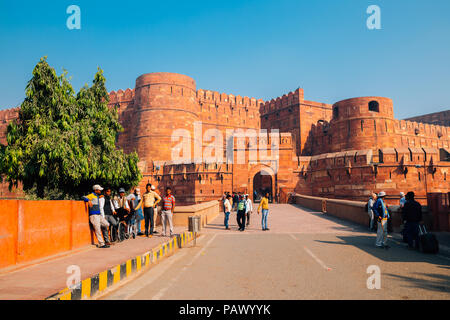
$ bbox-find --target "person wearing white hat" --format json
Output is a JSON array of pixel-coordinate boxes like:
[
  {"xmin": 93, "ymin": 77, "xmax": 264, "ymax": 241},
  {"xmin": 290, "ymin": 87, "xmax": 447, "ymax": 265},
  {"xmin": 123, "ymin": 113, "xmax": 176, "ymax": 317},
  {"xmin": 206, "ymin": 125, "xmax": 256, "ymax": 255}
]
[
  {"xmin": 399, "ymin": 192, "xmax": 406, "ymax": 208},
  {"xmin": 83, "ymin": 184, "xmax": 110, "ymax": 248},
  {"xmin": 373, "ymin": 191, "xmax": 390, "ymax": 249},
  {"xmin": 114, "ymin": 188, "xmax": 131, "ymax": 227}
]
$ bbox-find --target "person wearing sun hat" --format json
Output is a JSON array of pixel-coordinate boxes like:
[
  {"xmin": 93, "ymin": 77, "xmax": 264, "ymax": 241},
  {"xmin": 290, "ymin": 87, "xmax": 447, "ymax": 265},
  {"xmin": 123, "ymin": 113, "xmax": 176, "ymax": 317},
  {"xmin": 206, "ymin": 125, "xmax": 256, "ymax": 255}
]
[
  {"xmin": 83, "ymin": 184, "xmax": 110, "ymax": 248},
  {"xmin": 373, "ymin": 191, "xmax": 390, "ymax": 249}
]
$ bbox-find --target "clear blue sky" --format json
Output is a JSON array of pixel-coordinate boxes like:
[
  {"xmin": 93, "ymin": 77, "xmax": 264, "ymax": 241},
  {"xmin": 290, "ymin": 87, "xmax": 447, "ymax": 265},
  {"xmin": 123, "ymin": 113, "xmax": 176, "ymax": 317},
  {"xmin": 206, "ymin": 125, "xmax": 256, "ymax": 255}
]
[{"xmin": 0, "ymin": 0, "xmax": 449, "ymax": 119}]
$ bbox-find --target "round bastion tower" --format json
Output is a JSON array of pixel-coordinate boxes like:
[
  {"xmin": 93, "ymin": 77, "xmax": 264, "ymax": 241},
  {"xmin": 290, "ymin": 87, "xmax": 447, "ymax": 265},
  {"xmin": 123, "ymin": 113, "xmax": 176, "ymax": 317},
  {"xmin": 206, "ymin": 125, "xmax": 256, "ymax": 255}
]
[
  {"xmin": 329, "ymin": 96, "xmax": 395, "ymax": 152},
  {"xmin": 133, "ymin": 72, "xmax": 200, "ymax": 165}
]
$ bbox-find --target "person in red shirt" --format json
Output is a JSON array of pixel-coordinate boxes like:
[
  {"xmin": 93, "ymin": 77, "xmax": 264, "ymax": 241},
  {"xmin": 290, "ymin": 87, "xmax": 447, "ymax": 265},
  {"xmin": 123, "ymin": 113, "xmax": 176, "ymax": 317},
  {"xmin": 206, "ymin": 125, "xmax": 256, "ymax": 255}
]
[{"xmin": 161, "ymin": 187, "xmax": 176, "ymax": 237}]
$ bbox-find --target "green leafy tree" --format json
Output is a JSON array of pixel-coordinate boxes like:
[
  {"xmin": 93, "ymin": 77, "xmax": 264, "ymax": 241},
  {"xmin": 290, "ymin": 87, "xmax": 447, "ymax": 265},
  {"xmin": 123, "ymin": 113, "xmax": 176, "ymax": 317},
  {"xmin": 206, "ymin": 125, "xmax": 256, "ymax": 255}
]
[{"xmin": 0, "ymin": 57, "xmax": 142, "ymax": 199}]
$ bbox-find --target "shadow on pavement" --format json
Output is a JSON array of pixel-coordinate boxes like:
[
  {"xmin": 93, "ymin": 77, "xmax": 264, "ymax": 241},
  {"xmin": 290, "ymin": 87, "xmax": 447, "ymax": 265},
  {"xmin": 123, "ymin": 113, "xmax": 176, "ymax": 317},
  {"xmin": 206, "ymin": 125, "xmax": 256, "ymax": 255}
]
[
  {"xmin": 384, "ymin": 272, "xmax": 450, "ymax": 294},
  {"xmin": 289, "ymin": 204, "xmax": 374, "ymax": 234},
  {"xmin": 314, "ymin": 235, "xmax": 450, "ymax": 267}
]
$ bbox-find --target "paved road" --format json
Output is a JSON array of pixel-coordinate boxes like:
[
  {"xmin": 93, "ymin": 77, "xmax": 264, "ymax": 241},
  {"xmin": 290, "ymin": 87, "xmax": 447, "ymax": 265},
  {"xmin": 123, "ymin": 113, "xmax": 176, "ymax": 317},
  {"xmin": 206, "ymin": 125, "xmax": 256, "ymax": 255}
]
[{"xmin": 102, "ymin": 204, "xmax": 450, "ymax": 300}]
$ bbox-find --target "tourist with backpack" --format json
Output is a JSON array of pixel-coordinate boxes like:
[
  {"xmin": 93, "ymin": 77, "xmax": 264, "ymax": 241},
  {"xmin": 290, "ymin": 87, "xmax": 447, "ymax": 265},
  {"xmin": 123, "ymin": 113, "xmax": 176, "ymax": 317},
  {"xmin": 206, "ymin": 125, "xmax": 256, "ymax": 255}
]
[
  {"xmin": 373, "ymin": 191, "xmax": 390, "ymax": 249},
  {"xmin": 236, "ymin": 195, "xmax": 247, "ymax": 231}
]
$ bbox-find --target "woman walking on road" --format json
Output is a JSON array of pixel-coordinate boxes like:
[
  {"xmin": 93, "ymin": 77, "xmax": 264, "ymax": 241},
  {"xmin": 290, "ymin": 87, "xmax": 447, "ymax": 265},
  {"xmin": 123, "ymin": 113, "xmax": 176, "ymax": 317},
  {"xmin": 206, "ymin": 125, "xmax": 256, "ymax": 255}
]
[{"xmin": 258, "ymin": 192, "xmax": 270, "ymax": 231}]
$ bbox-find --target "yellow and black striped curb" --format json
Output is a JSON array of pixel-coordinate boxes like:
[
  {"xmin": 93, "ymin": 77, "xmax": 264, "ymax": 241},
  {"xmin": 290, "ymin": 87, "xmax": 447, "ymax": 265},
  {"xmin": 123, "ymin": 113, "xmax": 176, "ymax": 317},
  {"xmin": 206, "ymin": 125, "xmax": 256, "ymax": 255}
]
[{"xmin": 45, "ymin": 231, "xmax": 196, "ymax": 300}]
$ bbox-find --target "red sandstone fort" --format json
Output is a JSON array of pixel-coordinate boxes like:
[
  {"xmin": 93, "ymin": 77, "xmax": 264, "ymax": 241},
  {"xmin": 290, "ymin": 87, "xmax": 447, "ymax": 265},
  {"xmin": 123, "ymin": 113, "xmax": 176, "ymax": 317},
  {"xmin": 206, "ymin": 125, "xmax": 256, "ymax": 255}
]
[{"xmin": 1, "ymin": 72, "xmax": 449, "ymax": 205}]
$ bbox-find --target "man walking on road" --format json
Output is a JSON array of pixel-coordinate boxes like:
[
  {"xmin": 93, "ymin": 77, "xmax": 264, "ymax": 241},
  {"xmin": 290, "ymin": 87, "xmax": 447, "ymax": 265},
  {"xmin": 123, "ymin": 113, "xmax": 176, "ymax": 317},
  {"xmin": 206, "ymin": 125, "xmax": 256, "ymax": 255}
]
[
  {"xmin": 161, "ymin": 187, "xmax": 176, "ymax": 237},
  {"xmin": 223, "ymin": 194, "xmax": 232, "ymax": 230},
  {"xmin": 142, "ymin": 183, "xmax": 161, "ymax": 238},
  {"xmin": 236, "ymin": 195, "xmax": 247, "ymax": 231},
  {"xmin": 258, "ymin": 192, "xmax": 270, "ymax": 231},
  {"xmin": 402, "ymin": 191, "xmax": 423, "ymax": 249},
  {"xmin": 83, "ymin": 185, "xmax": 110, "ymax": 248},
  {"xmin": 373, "ymin": 191, "xmax": 390, "ymax": 249},
  {"xmin": 245, "ymin": 194, "xmax": 253, "ymax": 226}
]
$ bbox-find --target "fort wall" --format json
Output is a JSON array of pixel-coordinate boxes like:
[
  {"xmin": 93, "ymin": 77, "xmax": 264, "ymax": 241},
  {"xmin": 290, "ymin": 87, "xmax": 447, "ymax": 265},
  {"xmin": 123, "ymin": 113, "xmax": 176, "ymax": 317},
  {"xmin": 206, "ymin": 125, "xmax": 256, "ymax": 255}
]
[
  {"xmin": 0, "ymin": 73, "xmax": 448, "ymax": 205},
  {"xmin": 292, "ymin": 146, "xmax": 449, "ymax": 205},
  {"xmin": 259, "ymin": 88, "xmax": 333, "ymax": 156},
  {"xmin": 0, "ymin": 107, "xmax": 19, "ymax": 145},
  {"xmin": 404, "ymin": 110, "xmax": 450, "ymax": 127}
]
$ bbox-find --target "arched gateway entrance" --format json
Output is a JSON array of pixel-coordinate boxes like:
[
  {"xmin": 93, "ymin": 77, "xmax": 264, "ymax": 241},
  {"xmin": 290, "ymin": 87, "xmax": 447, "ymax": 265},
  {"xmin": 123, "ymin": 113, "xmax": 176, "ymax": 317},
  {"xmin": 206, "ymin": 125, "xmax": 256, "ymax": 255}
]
[{"xmin": 251, "ymin": 167, "xmax": 275, "ymax": 203}]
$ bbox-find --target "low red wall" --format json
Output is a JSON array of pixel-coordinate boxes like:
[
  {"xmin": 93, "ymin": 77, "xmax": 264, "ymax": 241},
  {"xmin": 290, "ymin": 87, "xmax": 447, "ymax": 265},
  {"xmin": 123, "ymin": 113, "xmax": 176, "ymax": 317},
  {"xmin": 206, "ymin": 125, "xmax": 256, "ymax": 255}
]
[
  {"xmin": 0, "ymin": 200, "xmax": 91, "ymax": 269},
  {"xmin": 293, "ymin": 193, "xmax": 434, "ymax": 232}
]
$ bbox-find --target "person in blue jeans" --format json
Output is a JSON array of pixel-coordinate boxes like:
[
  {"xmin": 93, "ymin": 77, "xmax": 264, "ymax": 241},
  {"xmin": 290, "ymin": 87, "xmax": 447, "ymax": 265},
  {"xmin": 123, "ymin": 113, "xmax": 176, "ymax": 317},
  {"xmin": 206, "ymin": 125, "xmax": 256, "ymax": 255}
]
[
  {"xmin": 373, "ymin": 191, "xmax": 390, "ymax": 249},
  {"xmin": 223, "ymin": 194, "xmax": 232, "ymax": 230},
  {"xmin": 258, "ymin": 193, "xmax": 270, "ymax": 231},
  {"xmin": 132, "ymin": 188, "xmax": 144, "ymax": 235}
]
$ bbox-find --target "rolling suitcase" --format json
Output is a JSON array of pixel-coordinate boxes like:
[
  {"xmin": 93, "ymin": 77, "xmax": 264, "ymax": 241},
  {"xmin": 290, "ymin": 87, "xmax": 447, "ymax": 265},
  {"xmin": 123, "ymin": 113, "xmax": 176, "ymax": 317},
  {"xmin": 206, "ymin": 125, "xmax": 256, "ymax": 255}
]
[{"xmin": 418, "ymin": 225, "xmax": 439, "ymax": 254}]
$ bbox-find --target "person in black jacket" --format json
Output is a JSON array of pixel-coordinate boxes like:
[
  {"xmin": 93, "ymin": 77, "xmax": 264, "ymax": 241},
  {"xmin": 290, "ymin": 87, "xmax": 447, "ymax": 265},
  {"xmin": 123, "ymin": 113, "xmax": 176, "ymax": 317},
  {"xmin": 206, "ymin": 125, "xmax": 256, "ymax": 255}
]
[{"xmin": 401, "ymin": 191, "xmax": 423, "ymax": 249}]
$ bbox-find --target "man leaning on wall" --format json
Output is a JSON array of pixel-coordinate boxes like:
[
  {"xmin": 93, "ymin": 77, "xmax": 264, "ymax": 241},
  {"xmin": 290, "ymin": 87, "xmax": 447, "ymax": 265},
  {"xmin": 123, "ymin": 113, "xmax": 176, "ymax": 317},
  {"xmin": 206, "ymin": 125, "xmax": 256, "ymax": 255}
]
[{"xmin": 83, "ymin": 185, "xmax": 110, "ymax": 248}]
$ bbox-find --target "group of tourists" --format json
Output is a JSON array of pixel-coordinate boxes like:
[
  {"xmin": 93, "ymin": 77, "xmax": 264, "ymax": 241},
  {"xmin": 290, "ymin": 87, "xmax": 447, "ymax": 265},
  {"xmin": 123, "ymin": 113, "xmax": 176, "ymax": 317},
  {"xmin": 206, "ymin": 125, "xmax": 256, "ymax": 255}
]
[
  {"xmin": 83, "ymin": 184, "xmax": 176, "ymax": 248},
  {"xmin": 367, "ymin": 190, "xmax": 423, "ymax": 250},
  {"xmin": 222, "ymin": 191, "xmax": 270, "ymax": 231}
]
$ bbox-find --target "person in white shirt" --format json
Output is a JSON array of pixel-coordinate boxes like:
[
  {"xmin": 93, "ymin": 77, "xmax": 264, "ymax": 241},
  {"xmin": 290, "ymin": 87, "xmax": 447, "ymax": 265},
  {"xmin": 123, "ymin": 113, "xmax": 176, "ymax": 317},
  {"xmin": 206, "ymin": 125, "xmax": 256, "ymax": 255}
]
[
  {"xmin": 245, "ymin": 194, "xmax": 253, "ymax": 226},
  {"xmin": 367, "ymin": 193, "xmax": 377, "ymax": 231},
  {"xmin": 98, "ymin": 187, "xmax": 118, "ymax": 245},
  {"xmin": 399, "ymin": 192, "xmax": 406, "ymax": 208},
  {"xmin": 114, "ymin": 188, "xmax": 130, "ymax": 223},
  {"xmin": 223, "ymin": 194, "xmax": 232, "ymax": 230}
]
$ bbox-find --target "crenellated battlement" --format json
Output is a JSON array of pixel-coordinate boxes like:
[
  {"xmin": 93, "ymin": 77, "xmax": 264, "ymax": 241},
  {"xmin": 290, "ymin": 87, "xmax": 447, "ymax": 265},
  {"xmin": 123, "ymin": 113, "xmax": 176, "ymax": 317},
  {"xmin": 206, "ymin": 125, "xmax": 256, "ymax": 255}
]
[
  {"xmin": 294, "ymin": 146, "xmax": 449, "ymax": 175},
  {"xmin": 196, "ymin": 89, "xmax": 263, "ymax": 109},
  {"xmin": 108, "ymin": 88, "xmax": 135, "ymax": 105},
  {"xmin": 0, "ymin": 107, "xmax": 19, "ymax": 122},
  {"xmin": 404, "ymin": 110, "xmax": 450, "ymax": 127},
  {"xmin": 260, "ymin": 88, "xmax": 304, "ymax": 115},
  {"xmin": 394, "ymin": 119, "xmax": 450, "ymax": 140}
]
